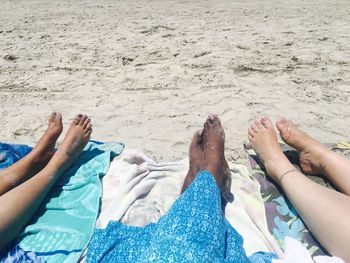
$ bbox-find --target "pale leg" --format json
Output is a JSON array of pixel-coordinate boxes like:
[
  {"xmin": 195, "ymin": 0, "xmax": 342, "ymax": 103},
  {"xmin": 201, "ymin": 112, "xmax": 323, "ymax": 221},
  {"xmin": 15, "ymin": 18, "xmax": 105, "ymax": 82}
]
[{"xmin": 248, "ymin": 117, "xmax": 350, "ymax": 262}]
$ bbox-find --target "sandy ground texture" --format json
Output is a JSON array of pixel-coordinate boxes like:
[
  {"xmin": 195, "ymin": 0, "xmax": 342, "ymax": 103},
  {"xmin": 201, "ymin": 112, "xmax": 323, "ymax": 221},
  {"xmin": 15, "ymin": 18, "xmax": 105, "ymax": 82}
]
[{"xmin": 1, "ymin": 0, "xmax": 349, "ymax": 162}]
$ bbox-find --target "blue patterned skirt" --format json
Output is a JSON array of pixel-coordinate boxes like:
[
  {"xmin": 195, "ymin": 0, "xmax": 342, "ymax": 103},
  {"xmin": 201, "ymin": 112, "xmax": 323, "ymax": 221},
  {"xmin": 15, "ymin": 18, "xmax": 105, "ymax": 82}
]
[{"xmin": 87, "ymin": 171, "xmax": 277, "ymax": 262}]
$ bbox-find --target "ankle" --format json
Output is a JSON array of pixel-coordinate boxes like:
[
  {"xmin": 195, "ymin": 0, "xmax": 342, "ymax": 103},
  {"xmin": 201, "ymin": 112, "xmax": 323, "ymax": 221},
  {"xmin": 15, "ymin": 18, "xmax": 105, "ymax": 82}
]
[
  {"xmin": 264, "ymin": 155, "xmax": 295, "ymax": 183},
  {"xmin": 188, "ymin": 167, "xmax": 199, "ymax": 177},
  {"xmin": 203, "ymin": 165, "xmax": 223, "ymax": 185},
  {"xmin": 309, "ymin": 144, "xmax": 330, "ymax": 174},
  {"xmin": 46, "ymin": 150, "xmax": 70, "ymax": 173},
  {"xmin": 317, "ymin": 149, "xmax": 337, "ymax": 175}
]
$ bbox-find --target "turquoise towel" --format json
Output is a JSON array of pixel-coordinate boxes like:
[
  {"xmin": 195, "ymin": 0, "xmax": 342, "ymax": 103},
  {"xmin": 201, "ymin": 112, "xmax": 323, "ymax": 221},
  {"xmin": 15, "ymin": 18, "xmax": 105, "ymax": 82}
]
[{"xmin": 16, "ymin": 141, "xmax": 124, "ymax": 263}]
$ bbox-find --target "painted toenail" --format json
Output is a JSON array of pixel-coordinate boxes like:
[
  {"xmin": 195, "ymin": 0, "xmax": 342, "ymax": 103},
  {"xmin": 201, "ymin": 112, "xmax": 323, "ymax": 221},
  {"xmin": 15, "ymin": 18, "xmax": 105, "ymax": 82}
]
[{"xmin": 209, "ymin": 114, "xmax": 216, "ymax": 121}]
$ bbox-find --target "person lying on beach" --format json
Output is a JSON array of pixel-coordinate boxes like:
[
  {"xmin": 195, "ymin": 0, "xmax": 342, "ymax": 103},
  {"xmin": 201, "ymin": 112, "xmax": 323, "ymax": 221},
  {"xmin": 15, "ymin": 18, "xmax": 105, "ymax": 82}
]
[
  {"xmin": 248, "ymin": 117, "xmax": 350, "ymax": 262},
  {"xmin": 0, "ymin": 112, "xmax": 92, "ymax": 250},
  {"xmin": 87, "ymin": 114, "xmax": 278, "ymax": 262}
]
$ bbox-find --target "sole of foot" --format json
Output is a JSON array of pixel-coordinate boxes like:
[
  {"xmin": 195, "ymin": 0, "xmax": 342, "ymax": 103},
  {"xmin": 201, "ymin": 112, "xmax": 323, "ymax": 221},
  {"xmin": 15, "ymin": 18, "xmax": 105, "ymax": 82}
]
[
  {"xmin": 31, "ymin": 112, "xmax": 63, "ymax": 166},
  {"xmin": 276, "ymin": 117, "xmax": 328, "ymax": 175}
]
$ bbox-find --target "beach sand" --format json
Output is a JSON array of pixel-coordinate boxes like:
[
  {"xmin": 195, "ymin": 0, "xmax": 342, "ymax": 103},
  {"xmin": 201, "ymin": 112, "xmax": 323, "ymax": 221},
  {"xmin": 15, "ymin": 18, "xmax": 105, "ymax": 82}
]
[{"xmin": 1, "ymin": 0, "xmax": 349, "ymax": 162}]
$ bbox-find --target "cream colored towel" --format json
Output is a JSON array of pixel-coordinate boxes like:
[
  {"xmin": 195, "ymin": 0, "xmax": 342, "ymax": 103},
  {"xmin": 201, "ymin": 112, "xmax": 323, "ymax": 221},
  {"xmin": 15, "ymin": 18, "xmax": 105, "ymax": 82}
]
[{"xmin": 96, "ymin": 149, "xmax": 283, "ymax": 257}]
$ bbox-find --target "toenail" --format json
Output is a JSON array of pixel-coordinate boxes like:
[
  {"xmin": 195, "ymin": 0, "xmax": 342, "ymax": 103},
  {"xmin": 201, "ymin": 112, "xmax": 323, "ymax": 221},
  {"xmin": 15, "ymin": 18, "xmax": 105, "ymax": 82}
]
[{"xmin": 209, "ymin": 114, "xmax": 216, "ymax": 121}]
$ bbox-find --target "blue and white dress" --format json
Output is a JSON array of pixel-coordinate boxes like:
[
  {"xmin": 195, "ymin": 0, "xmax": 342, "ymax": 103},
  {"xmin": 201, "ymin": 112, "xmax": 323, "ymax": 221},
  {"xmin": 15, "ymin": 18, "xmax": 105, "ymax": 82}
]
[{"xmin": 87, "ymin": 171, "xmax": 277, "ymax": 262}]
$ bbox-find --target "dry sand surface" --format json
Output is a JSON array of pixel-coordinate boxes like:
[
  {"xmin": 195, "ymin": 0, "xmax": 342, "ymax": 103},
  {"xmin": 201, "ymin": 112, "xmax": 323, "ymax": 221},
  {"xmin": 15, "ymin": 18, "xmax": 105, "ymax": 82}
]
[{"xmin": 1, "ymin": 0, "xmax": 349, "ymax": 162}]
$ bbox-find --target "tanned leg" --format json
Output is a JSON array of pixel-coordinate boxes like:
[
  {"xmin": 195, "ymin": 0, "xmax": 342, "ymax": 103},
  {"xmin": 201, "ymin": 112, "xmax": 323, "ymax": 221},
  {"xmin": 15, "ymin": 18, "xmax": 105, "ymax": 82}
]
[
  {"xmin": 0, "ymin": 112, "xmax": 63, "ymax": 196},
  {"xmin": 0, "ymin": 114, "xmax": 92, "ymax": 250}
]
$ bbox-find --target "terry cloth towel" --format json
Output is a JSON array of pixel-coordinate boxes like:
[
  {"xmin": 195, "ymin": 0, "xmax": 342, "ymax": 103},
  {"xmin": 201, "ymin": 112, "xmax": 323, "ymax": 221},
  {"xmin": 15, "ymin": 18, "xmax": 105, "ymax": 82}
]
[
  {"xmin": 245, "ymin": 141, "xmax": 350, "ymax": 257},
  {"xmin": 0, "ymin": 142, "xmax": 32, "ymax": 169},
  {"xmin": 0, "ymin": 245, "xmax": 44, "ymax": 263},
  {"xmin": 88, "ymin": 149, "xmax": 346, "ymax": 263},
  {"xmin": 0, "ymin": 141, "xmax": 124, "ymax": 263},
  {"xmin": 87, "ymin": 170, "xmax": 278, "ymax": 262},
  {"xmin": 91, "ymin": 149, "xmax": 283, "ymax": 258}
]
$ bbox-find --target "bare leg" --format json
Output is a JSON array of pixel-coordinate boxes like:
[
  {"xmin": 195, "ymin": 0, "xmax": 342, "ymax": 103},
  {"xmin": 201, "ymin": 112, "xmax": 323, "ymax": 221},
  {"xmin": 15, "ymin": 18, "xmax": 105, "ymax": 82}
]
[
  {"xmin": 276, "ymin": 117, "xmax": 350, "ymax": 196},
  {"xmin": 0, "ymin": 112, "xmax": 63, "ymax": 196},
  {"xmin": 181, "ymin": 129, "xmax": 203, "ymax": 193},
  {"xmin": 0, "ymin": 114, "xmax": 92, "ymax": 250},
  {"xmin": 248, "ymin": 117, "xmax": 350, "ymax": 262}
]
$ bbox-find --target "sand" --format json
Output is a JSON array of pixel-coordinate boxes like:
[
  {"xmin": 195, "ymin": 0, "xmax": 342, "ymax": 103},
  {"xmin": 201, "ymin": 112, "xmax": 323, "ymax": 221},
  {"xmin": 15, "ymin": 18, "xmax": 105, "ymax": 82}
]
[{"xmin": 1, "ymin": 0, "xmax": 349, "ymax": 162}]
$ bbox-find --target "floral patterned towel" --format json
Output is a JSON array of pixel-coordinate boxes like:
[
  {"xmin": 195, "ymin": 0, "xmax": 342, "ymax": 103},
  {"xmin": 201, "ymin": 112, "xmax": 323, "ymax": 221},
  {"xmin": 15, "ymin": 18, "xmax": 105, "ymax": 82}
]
[{"xmin": 244, "ymin": 142, "xmax": 350, "ymax": 257}]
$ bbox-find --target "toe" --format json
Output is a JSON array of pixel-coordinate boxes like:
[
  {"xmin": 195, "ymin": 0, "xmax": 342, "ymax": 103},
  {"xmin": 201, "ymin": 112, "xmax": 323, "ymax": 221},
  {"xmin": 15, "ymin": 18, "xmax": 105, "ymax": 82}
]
[
  {"xmin": 208, "ymin": 113, "xmax": 218, "ymax": 122},
  {"xmin": 250, "ymin": 122, "xmax": 259, "ymax": 132},
  {"xmin": 49, "ymin": 112, "xmax": 56, "ymax": 122},
  {"xmin": 85, "ymin": 129, "xmax": 92, "ymax": 138},
  {"xmin": 209, "ymin": 113, "xmax": 221, "ymax": 126},
  {"xmin": 203, "ymin": 119, "xmax": 210, "ymax": 139},
  {"xmin": 192, "ymin": 129, "xmax": 203, "ymax": 149},
  {"xmin": 73, "ymin": 114, "xmax": 83, "ymax": 125},
  {"xmin": 204, "ymin": 117, "xmax": 211, "ymax": 128},
  {"xmin": 55, "ymin": 112, "xmax": 62, "ymax": 122},
  {"xmin": 85, "ymin": 124, "xmax": 92, "ymax": 134},
  {"xmin": 79, "ymin": 115, "xmax": 88, "ymax": 126},
  {"xmin": 83, "ymin": 118, "xmax": 91, "ymax": 129},
  {"xmin": 261, "ymin": 117, "xmax": 273, "ymax": 129},
  {"xmin": 276, "ymin": 117, "xmax": 288, "ymax": 131},
  {"xmin": 248, "ymin": 133, "xmax": 253, "ymax": 142},
  {"xmin": 212, "ymin": 114, "xmax": 222, "ymax": 128},
  {"xmin": 198, "ymin": 129, "xmax": 203, "ymax": 143},
  {"xmin": 248, "ymin": 127, "xmax": 255, "ymax": 137},
  {"xmin": 86, "ymin": 123, "xmax": 92, "ymax": 131},
  {"xmin": 255, "ymin": 119, "xmax": 264, "ymax": 129}
]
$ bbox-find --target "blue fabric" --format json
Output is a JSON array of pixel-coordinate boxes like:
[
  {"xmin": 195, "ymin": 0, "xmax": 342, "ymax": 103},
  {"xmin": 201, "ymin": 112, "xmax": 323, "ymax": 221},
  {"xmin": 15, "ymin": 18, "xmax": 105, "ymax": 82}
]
[
  {"xmin": 0, "ymin": 142, "xmax": 32, "ymax": 170},
  {"xmin": 87, "ymin": 170, "xmax": 278, "ymax": 262},
  {"xmin": 0, "ymin": 245, "xmax": 43, "ymax": 263},
  {"xmin": 0, "ymin": 141, "xmax": 124, "ymax": 263},
  {"xmin": 17, "ymin": 142, "xmax": 124, "ymax": 263}
]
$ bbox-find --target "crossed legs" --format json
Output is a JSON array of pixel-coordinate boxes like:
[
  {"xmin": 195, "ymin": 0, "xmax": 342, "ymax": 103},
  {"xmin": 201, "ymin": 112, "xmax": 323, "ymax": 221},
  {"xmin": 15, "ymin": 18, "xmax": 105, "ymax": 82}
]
[
  {"xmin": 0, "ymin": 112, "xmax": 63, "ymax": 196},
  {"xmin": 248, "ymin": 117, "xmax": 350, "ymax": 261},
  {"xmin": 0, "ymin": 113, "xmax": 92, "ymax": 250}
]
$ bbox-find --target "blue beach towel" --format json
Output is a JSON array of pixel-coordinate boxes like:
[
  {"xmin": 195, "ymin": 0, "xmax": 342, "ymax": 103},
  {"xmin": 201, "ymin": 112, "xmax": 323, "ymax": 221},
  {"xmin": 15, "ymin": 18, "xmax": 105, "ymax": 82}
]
[
  {"xmin": 87, "ymin": 170, "xmax": 278, "ymax": 263},
  {"xmin": 0, "ymin": 143, "xmax": 32, "ymax": 170},
  {"xmin": 0, "ymin": 141, "xmax": 124, "ymax": 263}
]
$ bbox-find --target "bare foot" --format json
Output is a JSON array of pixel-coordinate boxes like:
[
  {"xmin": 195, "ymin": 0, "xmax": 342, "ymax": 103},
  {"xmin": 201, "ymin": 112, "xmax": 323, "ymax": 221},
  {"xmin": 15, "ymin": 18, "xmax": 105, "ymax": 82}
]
[
  {"xmin": 48, "ymin": 114, "xmax": 92, "ymax": 174},
  {"xmin": 58, "ymin": 114, "xmax": 92, "ymax": 157},
  {"xmin": 30, "ymin": 112, "xmax": 63, "ymax": 168},
  {"xmin": 0, "ymin": 112, "xmax": 63, "ymax": 191},
  {"xmin": 201, "ymin": 114, "xmax": 229, "ymax": 191},
  {"xmin": 181, "ymin": 130, "xmax": 203, "ymax": 193},
  {"xmin": 248, "ymin": 117, "xmax": 294, "ymax": 182},
  {"xmin": 276, "ymin": 117, "xmax": 328, "ymax": 175}
]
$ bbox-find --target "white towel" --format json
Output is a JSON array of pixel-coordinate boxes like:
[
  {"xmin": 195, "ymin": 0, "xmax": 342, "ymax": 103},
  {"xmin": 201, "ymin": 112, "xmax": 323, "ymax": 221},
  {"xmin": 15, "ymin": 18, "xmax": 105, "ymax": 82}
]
[
  {"xmin": 94, "ymin": 149, "xmax": 345, "ymax": 263},
  {"xmin": 96, "ymin": 149, "xmax": 282, "ymax": 257},
  {"xmin": 273, "ymin": 237, "xmax": 345, "ymax": 263}
]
